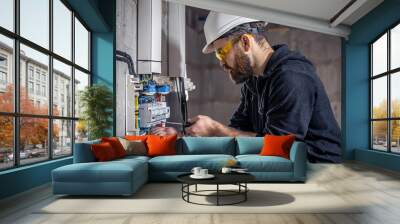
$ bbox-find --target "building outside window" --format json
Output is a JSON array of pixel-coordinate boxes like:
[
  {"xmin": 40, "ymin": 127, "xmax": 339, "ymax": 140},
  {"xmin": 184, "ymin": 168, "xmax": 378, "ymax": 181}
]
[
  {"xmin": 28, "ymin": 81, "xmax": 34, "ymax": 94},
  {"xmin": 0, "ymin": 71, "xmax": 6, "ymax": 84},
  {"xmin": 41, "ymin": 85, "xmax": 46, "ymax": 97},
  {"xmin": 41, "ymin": 73, "xmax": 46, "ymax": 83},
  {"xmin": 0, "ymin": 54, "xmax": 7, "ymax": 87},
  {"xmin": 0, "ymin": 54, "xmax": 7, "ymax": 67},
  {"xmin": 0, "ymin": 0, "xmax": 91, "ymax": 170},
  {"xmin": 370, "ymin": 23, "xmax": 400, "ymax": 154},
  {"xmin": 35, "ymin": 70, "xmax": 41, "ymax": 81},
  {"xmin": 35, "ymin": 83, "xmax": 40, "ymax": 95},
  {"xmin": 28, "ymin": 66, "xmax": 34, "ymax": 80}
]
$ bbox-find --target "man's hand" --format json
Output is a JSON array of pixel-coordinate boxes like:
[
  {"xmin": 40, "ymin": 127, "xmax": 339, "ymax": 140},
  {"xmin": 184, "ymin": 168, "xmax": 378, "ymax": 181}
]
[
  {"xmin": 185, "ymin": 115, "xmax": 219, "ymax": 137},
  {"xmin": 185, "ymin": 115, "xmax": 257, "ymax": 137},
  {"xmin": 150, "ymin": 126, "xmax": 179, "ymax": 136}
]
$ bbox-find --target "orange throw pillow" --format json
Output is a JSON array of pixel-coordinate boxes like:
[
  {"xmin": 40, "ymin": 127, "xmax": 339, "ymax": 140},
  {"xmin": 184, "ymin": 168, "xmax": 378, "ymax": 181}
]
[
  {"xmin": 260, "ymin": 134, "xmax": 295, "ymax": 159},
  {"xmin": 101, "ymin": 137, "xmax": 127, "ymax": 158},
  {"xmin": 124, "ymin": 135, "xmax": 148, "ymax": 142},
  {"xmin": 146, "ymin": 135, "xmax": 177, "ymax": 157},
  {"xmin": 91, "ymin": 142, "xmax": 117, "ymax": 161}
]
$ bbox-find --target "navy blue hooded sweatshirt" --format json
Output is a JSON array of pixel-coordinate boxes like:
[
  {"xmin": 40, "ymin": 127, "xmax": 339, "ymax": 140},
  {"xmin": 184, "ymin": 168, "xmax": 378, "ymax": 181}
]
[{"xmin": 229, "ymin": 44, "xmax": 342, "ymax": 163}]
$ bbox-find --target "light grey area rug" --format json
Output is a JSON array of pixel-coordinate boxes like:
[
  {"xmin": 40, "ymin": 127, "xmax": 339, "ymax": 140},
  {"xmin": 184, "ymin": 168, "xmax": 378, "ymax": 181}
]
[{"xmin": 37, "ymin": 183, "xmax": 362, "ymax": 214}]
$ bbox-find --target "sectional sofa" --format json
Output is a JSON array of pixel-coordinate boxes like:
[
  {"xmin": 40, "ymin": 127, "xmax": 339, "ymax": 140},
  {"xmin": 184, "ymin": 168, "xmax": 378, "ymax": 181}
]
[{"xmin": 52, "ymin": 137, "xmax": 307, "ymax": 196}]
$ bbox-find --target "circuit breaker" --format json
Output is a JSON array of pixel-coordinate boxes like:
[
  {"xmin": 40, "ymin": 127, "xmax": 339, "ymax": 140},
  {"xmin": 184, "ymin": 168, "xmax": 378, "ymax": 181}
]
[{"xmin": 138, "ymin": 102, "xmax": 170, "ymax": 128}]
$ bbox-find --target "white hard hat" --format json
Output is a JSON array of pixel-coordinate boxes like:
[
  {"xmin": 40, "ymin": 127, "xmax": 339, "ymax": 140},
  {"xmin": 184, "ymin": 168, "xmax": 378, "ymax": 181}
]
[{"xmin": 202, "ymin": 12, "xmax": 264, "ymax": 54}]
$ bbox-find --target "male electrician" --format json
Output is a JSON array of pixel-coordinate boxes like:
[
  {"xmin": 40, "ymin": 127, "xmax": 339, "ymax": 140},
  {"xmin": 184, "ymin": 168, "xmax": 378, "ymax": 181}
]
[{"xmin": 152, "ymin": 12, "xmax": 341, "ymax": 163}]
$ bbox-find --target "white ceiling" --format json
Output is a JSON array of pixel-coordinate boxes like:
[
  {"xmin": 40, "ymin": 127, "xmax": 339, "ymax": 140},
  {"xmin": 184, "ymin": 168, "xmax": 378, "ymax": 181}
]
[{"xmin": 168, "ymin": 0, "xmax": 384, "ymax": 38}]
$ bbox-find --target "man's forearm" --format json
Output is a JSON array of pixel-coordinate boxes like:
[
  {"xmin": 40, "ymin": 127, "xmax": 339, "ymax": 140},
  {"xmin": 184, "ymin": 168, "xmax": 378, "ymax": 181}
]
[{"xmin": 213, "ymin": 122, "xmax": 257, "ymax": 137}]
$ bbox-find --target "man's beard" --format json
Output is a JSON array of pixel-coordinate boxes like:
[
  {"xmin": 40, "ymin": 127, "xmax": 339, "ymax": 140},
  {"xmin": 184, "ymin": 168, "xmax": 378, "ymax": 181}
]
[{"xmin": 224, "ymin": 51, "xmax": 253, "ymax": 84}]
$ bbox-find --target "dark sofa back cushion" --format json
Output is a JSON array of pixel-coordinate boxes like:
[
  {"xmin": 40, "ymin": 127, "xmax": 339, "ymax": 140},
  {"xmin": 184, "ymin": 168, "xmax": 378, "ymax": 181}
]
[{"xmin": 73, "ymin": 139, "xmax": 100, "ymax": 163}]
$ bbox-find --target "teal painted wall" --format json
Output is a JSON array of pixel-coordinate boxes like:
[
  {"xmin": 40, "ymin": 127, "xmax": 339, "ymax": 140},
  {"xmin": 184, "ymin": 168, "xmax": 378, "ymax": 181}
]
[
  {"xmin": 0, "ymin": 0, "xmax": 116, "ymax": 200},
  {"xmin": 91, "ymin": 0, "xmax": 116, "ymax": 135},
  {"xmin": 91, "ymin": 32, "xmax": 114, "ymax": 95},
  {"xmin": 91, "ymin": 31, "xmax": 115, "ymax": 135},
  {"xmin": 342, "ymin": 43, "xmax": 370, "ymax": 159},
  {"xmin": 0, "ymin": 158, "xmax": 72, "ymax": 199},
  {"xmin": 355, "ymin": 149, "xmax": 400, "ymax": 172},
  {"xmin": 343, "ymin": 0, "xmax": 400, "ymax": 170}
]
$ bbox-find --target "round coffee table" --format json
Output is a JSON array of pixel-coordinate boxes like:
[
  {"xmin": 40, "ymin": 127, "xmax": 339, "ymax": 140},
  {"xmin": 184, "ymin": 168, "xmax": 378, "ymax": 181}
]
[{"xmin": 177, "ymin": 173, "xmax": 255, "ymax": 206}]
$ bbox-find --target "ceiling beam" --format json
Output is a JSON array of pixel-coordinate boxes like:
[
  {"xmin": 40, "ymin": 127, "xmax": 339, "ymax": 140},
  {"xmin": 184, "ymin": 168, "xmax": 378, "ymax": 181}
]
[
  {"xmin": 167, "ymin": 0, "xmax": 351, "ymax": 38},
  {"xmin": 330, "ymin": 0, "xmax": 368, "ymax": 27},
  {"xmin": 65, "ymin": 0, "xmax": 110, "ymax": 32}
]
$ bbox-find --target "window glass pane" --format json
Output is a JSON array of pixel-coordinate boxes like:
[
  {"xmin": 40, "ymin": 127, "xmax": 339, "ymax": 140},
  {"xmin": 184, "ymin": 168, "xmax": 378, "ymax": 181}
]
[
  {"xmin": 53, "ymin": 0, "xmax": 72, "ymax": 60},
  {"xmin": 372, "ymin": 76, "xmax": 387, "ymax": 119},
  {"xmin": 372, "ymin": 33, "xmax": 387, "ymax": 76},
  {"xmin": 372, "ymin": 121, "xmax": 388, "ymax": 151},
  {"xmin": 0, "ymin": 0, "xmax": 14, "ymax": 31},
  {"xmin": 0, "ymin": 34, "xmax": 14, "ymax": 112},
  {"xmin": 53, "ymin": 59, "xmax": 72, "ymax": 117},
  {"xmin": 0, "ymin": 116, "xmax": 13, "ymax": 170},
  {"xmin": 392, "ymin": 120, "xmax": 400, "ymax": 153},
  {"xmin": 20, "ymin": 117, "xmax": 49, "ymax": 165},
  {"xmin": 74, "ymin": 69, "xmax": 89, "ymax": 118},
  {"xmin": 392, "ymin": 72, "xmax": 400, "ymax": 118},
  {"xmin": 74, "ymin": 18, "xmax": 89, "ymax": 70},
  {"xmin": 53, "ymin": 119, "xmax": 72, "ymax": 157},
  {"xmin": 391, "ymin": 24, "xmax": 400, "ymax": 70},
  {"xmin": 20, "ymin": 44, "xmax": 49, "ymax": 115},
  {"xmin": 20, "ymin": 0, "xmax": 49, "ymax": 49},
  {"xmin": 75, "ymin": 120, "xmax": 88, "ymax": 143}
]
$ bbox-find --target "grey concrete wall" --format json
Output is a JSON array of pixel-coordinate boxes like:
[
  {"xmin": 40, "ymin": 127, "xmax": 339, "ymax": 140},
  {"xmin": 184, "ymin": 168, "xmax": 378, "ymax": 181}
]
[
  {"xmin": 116, "ymin": 0, "xmax": 138, "ymax": 136},
  {"xmin": 184, "ymin": 7, "xmax": 342, "ymax": 127}
]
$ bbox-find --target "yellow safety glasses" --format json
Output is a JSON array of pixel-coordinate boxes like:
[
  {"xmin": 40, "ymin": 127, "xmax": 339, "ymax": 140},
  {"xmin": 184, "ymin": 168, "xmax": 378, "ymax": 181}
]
[
  {"xmin": 215, "ymin": 39, "xmax": 234, "ymax": 61},
  {"xmin": 215, "ymin": 34, "xmax": 251, "ymax": 61}
]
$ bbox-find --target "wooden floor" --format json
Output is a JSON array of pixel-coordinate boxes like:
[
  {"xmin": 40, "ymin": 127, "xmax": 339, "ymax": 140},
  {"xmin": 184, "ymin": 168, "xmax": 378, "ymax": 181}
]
[{"xmin": 1, "ymin": 162, "xmax": 400, "ymax": 224}]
